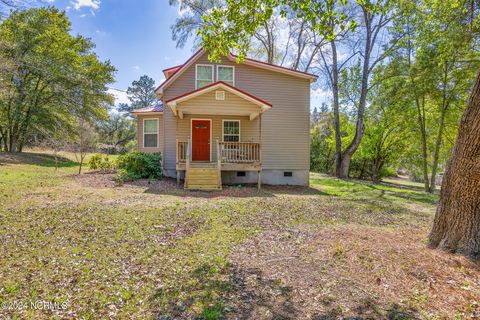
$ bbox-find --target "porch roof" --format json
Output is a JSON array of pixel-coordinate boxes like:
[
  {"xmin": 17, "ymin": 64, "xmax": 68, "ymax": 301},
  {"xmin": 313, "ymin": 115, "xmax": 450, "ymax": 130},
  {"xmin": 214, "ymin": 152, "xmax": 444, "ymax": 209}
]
[
  {"xmin": 165, "ymin": 81, "xmax": 272, "ymax": 120},
  {"xmin": 131, "ymin": 104, "xmax": 164, "ymax": 115}
]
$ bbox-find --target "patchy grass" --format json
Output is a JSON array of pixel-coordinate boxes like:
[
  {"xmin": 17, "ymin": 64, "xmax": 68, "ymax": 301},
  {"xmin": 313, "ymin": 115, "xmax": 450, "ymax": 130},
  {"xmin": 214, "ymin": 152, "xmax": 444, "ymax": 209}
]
[{"xmin": 0, "ymin": 152, "xmax": 478, "ymax": 319}]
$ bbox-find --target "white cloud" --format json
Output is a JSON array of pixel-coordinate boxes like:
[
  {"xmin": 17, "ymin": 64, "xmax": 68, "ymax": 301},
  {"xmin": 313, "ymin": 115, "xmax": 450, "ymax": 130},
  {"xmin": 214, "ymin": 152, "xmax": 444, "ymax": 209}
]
[
  {"xmin": 311, "ymin": 87, "xmax": 331, "ymax": 111},
  {"xmin": 164, "ymin": 56, "xmax": 171, "ymax": 61},
  {"xmin": 133, "ymin": 65, "xmax": 140, "ymax": 71},
  {"xmin": 107, "ymin": 88, "xmax": 129, "ymax": 106},
  {"xmin": 95, "ymin": 29, "xmax": 108, "ymax": 36},
  {"xmin": 311, "ymin": 88, "xmax": 330, "ymax": 99},
  {"xmin": 72, "ymin": 0, "xmax": 101, "ymax": 11}
]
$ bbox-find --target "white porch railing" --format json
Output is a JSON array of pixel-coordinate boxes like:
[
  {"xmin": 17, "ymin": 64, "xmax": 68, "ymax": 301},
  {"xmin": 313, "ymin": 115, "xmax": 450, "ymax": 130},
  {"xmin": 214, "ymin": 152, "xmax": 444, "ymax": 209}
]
[
  {"xmin": 219, "ymin": 142, "xmax": 261, "ymax": 163},
  {"xmin": 176, "ymin": 141, "xmax": 261, "ymax": 163}
]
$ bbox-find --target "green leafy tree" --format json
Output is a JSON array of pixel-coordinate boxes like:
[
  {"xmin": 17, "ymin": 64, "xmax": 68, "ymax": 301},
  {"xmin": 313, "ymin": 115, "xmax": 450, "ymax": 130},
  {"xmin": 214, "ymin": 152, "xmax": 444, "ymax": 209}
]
[
  {"xmin": 0, "ymin": 7, "xmax": 115, "ymax": 152},
  {"xmin": 351, "ymin": 66, "xmax": 411, "ymax": 182},
  {"xmin": 197, "ymin": 0, "xmax": 403, "ymax": 179},
  {"xmin": 97, "ymin": 113, "xmax": 136, "ymax": 153},
  {"xmin": 390, "ymin": 0, "xmax": 480, "ymax": 192},
  {"xmin": 118, "ymin": 75, "xmax": 158, "ymax": 113}
]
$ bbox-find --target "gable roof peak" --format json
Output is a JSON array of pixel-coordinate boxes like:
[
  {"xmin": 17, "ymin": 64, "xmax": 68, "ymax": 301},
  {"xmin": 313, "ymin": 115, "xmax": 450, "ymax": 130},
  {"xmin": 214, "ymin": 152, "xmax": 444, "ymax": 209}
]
[{"xmin": 155, "ymin": 47, "xmax": 317, "ymax": 97}]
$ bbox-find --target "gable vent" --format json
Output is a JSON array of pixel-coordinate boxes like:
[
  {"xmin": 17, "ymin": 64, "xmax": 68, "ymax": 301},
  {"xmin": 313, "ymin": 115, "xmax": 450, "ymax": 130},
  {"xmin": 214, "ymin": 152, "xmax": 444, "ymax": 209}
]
[{"xmin": 215, "ymin": 91, "xmax": 225, "ymax": 100}]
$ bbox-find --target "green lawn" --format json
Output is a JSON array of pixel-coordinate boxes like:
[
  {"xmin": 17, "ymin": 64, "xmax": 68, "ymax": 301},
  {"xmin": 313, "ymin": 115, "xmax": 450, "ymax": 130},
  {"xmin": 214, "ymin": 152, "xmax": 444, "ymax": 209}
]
[{"xmin": 0, "ymin": 151, "xmax": 478, "ymax": 319}]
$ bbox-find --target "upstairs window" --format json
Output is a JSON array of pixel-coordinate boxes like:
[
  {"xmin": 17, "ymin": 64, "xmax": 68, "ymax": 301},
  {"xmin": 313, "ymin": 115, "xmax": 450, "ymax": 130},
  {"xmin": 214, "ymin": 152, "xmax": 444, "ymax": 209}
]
[
  {"xmin": 196, "ymin": 64, "xmax": 213, "ymax": 89},
  {"xmin": 223, "ymin": 120, "xmax": 240, "ymax": 142},
  {"xmin": 217, "ymin": 66, "xmax": 234, "ymax": 86},
  {"xmin": 143, "ymin": 118, "xmax": 158, "ymax": 148}
]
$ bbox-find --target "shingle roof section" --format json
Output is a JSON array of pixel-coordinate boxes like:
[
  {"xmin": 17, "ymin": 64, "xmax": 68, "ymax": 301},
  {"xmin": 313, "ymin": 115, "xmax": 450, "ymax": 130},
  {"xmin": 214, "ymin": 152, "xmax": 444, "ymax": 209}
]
[{"xmin": 131, "ymin": 104, "xmax": 164, "ymax": 113}]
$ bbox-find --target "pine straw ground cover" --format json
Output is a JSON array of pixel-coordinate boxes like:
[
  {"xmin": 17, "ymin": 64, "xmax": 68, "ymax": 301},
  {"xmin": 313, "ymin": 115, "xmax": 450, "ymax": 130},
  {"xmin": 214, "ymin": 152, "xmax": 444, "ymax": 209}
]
[{"xmin": 0, "ymin": 152, "xmax": 479, "ymax": 319}]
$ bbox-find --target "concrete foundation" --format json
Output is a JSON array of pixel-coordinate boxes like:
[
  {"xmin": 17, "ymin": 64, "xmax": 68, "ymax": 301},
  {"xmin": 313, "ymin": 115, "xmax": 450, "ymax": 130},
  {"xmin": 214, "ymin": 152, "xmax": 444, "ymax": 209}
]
[{"xmin": 165, "ymin": 168, "xmax": 309, "ymax": 186}]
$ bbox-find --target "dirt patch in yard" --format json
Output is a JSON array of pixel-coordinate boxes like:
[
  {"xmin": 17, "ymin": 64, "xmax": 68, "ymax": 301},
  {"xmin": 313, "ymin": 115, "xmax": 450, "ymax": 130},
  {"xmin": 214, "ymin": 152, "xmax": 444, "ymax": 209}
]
[
  {"xmin": 70, "ymin": 173, "xmax": 321, "ymax": 198},
  {"xmin": 227, "ymin": 225, "xmax": 480, "ymax": 319}
]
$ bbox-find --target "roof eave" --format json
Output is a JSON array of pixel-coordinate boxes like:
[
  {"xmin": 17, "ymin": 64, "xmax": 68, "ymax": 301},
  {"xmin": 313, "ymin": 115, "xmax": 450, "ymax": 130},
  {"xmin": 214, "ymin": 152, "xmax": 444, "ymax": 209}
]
[
  {"xmin": 227, "ymin": 54, "xmax": 318, "ymax": 81},
  {"xmin": 131, "ymin": 111, "xmax": 164, "ymax": 116},
  {"xmin": 154, "ymin": 48, "xmax": 206, "ymax": 94}
]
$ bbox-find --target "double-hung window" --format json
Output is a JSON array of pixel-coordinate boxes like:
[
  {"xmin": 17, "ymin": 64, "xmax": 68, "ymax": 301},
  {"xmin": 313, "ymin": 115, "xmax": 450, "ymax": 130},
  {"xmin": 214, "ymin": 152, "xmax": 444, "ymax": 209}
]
[
  {"xmin": 217, "ymin": 66, "xmax": 234, "ymax": 86},
  {"xmin": 223, "ymin": 120, "xmax": 240, "ymax": 142},
  {"xmin": 196, "ymin": 65, "xmax": 213, "ymax": 89},
  {"xmin": 143, "ymin": 119, "xmax": 159, "ymax": 148}
]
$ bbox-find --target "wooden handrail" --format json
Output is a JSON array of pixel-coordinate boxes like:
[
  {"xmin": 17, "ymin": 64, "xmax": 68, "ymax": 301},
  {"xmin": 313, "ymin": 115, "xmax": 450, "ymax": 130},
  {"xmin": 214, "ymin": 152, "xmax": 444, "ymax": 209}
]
[{"xmin": 219, "ymin": 142, "xmax": 261, "ymax": 163}]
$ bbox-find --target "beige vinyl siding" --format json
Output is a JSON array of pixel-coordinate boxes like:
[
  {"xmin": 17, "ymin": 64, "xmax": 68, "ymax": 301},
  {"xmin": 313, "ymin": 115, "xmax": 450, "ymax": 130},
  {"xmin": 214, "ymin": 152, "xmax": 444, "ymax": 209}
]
[
  {"xmin": 162, "ymin": 52, "xmax": 310, "ymax": 172},
  {"xmin": 176, "ymin": 114, "xmax": 259, "ymax": 162},
  {"xmin": 136, "ymin": 114, "xmax": 164, "ymax": 153},
  {"xmin": 176, "ymin": 90, "xmax": 260, "ymax": 116}
]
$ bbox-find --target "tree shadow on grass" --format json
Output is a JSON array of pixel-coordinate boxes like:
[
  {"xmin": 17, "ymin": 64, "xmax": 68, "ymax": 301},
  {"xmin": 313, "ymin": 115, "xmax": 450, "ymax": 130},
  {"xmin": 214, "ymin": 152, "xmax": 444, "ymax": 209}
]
[
  {"xmin": 312, "ymin": 301, "xmax": 419, "ymax": 320},
  {"xmin": 0, "ymin": 152, "xmax": 77, "ymax": 168},
  {"xmin": 363, "ymin": 183, "xmax": 437, "ymax": 206},
  {"xmin": 152, "ymin": 264, "xmax": 298, "ymax": 320},
  {"xmin": 152, "ymin": 262, "xmax": 421, "ymax": 320}
]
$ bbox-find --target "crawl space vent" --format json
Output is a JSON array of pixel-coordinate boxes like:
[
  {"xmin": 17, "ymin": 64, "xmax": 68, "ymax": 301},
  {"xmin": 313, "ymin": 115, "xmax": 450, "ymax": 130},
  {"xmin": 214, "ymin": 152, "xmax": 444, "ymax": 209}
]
[{"xmin": 216, "ymin": 91, "xmax": 225, "ymax": 100}]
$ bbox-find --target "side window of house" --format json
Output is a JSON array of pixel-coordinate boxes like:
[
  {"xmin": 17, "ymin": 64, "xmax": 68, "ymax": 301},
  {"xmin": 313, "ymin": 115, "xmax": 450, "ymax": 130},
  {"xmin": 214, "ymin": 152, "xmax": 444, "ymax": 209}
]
[
  {"xmin": 223, "ymin": 120, "xmax": 240, "ymax": 142},
  {"xmin": 196, "ymin": 65, "xmax": 213, "ymax": 89},
  {"xmin": 217, "ymin": 66, "xmax": 234, "ymax": 86},
  {"xmin": 143, "ymin": 119, "xmax": 158, "ymax": 148}
]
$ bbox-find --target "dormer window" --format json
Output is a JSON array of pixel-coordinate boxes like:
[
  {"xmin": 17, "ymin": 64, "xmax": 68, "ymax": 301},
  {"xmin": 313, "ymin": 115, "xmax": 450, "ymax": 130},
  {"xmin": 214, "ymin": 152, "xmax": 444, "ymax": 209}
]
[
  {"xmin": 217, "ymin": 65, "xmax": 234, "ymax": 86},
  {"xmin": 196, "ymin": 64, "xmax": 213, "ymax": 89}
]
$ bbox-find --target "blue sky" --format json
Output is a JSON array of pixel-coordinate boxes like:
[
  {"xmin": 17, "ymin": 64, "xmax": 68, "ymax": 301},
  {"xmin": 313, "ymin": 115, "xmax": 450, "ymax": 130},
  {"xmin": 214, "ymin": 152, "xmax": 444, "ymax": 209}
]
[{"xmin": 40, "ymin": 0, "xmax": 324, "ymax": 109}]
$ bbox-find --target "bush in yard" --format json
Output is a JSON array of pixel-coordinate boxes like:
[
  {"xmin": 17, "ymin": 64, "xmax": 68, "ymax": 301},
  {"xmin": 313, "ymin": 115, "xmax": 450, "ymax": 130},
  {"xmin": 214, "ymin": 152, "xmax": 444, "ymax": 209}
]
[
  {"xmin": 88, "ymin": 154, "xmax": 117, "ymax": 173},
  {"xmin": 117, "ymin": 151, "xmax": 162, "ymax": 180},
  {"xmin": 88, "ymin": 154, "xmax": 103, "ymax": 170}
]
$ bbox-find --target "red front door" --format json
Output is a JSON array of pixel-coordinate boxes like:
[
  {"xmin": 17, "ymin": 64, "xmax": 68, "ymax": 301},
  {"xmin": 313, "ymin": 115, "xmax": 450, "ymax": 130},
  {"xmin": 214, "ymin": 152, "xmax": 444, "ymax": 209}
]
[{"xmin": 191, "ymin": 119, "xmax": 210, "ymax": 161}]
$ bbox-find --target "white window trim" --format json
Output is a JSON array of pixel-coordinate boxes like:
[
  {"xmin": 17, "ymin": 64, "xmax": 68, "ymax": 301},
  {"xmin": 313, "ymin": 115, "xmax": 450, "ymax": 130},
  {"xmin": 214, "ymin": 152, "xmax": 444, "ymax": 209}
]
[
  {"xmin": 216, "ymin": 65, "xmax": 235, "ymax": 86},
  {"xmin": 195, "ymin": 64, "xmax": 214, "ymax": 89},
  {"xmin": 222, "ymin": 119, "xmax": 241, "ymax": 142},
  {"xmin": 190, "ymin": 118, "xmax": 212, "ymax": 161},
  {"xmin": 143, "ymin": 118, "xmax": 159, "ymax": 148}
]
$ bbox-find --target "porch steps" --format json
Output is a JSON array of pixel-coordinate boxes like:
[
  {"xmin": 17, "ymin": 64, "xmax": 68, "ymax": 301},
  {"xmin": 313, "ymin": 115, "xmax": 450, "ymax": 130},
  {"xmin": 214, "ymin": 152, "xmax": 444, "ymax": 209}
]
[{"xmin": 185, "ymin": 165, "xmax": 221, "ymax": 191}]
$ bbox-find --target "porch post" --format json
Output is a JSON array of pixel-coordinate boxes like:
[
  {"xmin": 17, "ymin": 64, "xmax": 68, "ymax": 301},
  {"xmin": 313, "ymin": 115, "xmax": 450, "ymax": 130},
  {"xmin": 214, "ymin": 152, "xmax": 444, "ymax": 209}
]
[{"xmin": 258, "ymin": 114, "xmax": 262, "ymax": 190}]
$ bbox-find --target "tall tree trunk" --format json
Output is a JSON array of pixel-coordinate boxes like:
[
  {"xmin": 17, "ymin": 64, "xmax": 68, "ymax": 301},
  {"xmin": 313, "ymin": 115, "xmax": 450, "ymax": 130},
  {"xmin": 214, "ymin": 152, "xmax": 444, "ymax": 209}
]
[
  {"xmin": 372, "ymin": 158, "xmax": 383, "ymax": 183},
  {"xmin": 417, "ymin": 96, "xmax": 431, "ymax": 192},
  {"xmin": 337, "ymin": 10, "xmax": 372, "ymax": 178},
  {"xmin": 330, "ymin": 40, "xmax": 342, "ymax": 178},
  {"xmin": 428, "ymin": 62, "xmax": 450, "ymax": 193},
  {"xmin": 429, "ymin": 101, "xmax": 448, "ymax": 193},
  {"xmin": 428, "ymin": 69, "xmax": 480, "ymax": 259},
  {"xmin": 358, "ymin": 159, "xmax": 367, "ymax": 180}
]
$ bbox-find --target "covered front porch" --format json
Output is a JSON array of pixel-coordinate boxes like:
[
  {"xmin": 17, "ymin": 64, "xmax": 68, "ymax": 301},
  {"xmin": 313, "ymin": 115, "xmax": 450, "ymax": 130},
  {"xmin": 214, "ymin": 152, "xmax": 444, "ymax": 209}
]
[{"xmin": 166, "ymin": 82, "xmax": 271, "ymax": 190}]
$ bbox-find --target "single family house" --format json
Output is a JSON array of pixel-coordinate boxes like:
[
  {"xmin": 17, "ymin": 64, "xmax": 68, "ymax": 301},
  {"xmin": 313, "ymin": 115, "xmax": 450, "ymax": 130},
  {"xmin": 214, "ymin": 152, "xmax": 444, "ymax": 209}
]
[{"xmin": 132, "ymin": 48, "xmax": 317, "ymax": 190}]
